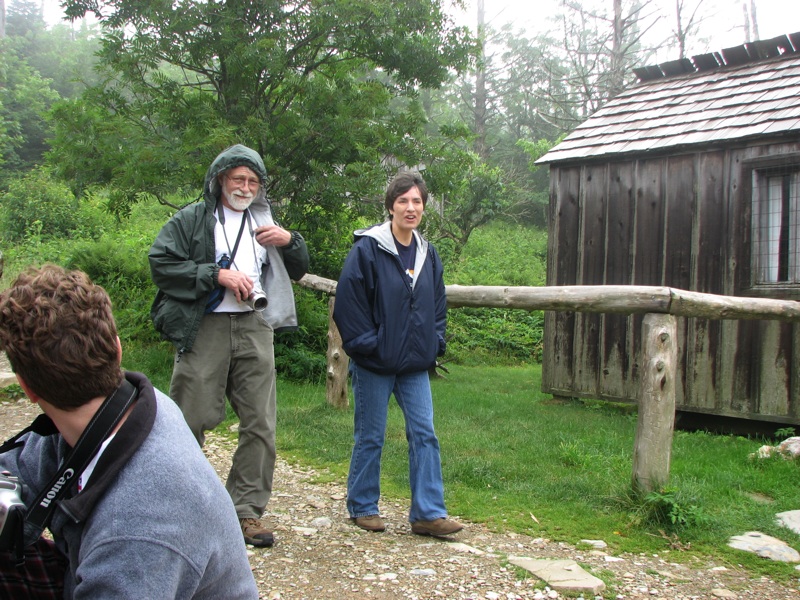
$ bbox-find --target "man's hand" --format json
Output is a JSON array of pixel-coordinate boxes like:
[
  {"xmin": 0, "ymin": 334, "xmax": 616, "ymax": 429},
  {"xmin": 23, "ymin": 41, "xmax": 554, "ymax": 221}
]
[
  {"xmin": 217, "ymin": 269, "xmax": 254, "ymax": 303},
  {"xmin": 254, "ymin": 225, "xmax": 291, "ymax": 248}
]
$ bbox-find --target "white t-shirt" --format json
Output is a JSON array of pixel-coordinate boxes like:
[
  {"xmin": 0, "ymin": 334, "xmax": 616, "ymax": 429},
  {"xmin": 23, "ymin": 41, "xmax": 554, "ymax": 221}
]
[
  {"xmin": 213, "ymin": 206, "xmax": 267, "ymax": 313},
  {"xmin": 78, "ymin": 434, "xmax": 116, "ymax": 493}
]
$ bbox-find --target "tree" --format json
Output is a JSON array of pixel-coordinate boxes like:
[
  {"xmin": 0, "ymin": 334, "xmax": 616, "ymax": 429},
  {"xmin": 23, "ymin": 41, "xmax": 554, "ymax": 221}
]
[
  {"xmin": 742, "ymin": 0, "xmax": 759, "ymax": 42},
  {"xmin": 425, "ymin": 159, "xmax": 505, "ymax": 251},
  {"xmin": 473, "ymin": 0, "xmax": 488, "ymax": 160},
  {"xmin": 0, "ymin": 1, "xmax": 103, "ymax": 177},
  {"xmin": 7, "ymin": 1, "xmax": 102, "ymax": 98},
  {"xmin": 666, "ymin": 0, "xmax": 711, "ymax": 59},
  {"xmin": 421, "ymin": 21, "xmax": 570, "ymax": 236},
  {"xmin": 545, "ymin": 0, "xmax": 659, "ymax": 124},
  {"xmin": 50, "ymin": 0, "xmax": 474, "ymax": 276},
  {"xmin": 0, "ymin": 39, "xmax": 60, "ymax": 174},
  {"xmin": 5, "ymin": 0, "xmax": 43, "ymax": 35}
]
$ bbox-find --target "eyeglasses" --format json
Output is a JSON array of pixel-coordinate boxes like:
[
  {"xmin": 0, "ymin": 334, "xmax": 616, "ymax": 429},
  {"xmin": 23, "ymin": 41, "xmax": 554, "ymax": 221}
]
[{"xmin": 225, "ymin": 174, "xmax": 261, "ymax": 189}]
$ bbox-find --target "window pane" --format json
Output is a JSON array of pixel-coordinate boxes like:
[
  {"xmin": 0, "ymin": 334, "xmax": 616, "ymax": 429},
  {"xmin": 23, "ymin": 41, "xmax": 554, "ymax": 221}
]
[
  {"xmin": 765, "ymin": 175, "xmax": 783, "ymax": 282},
  {"xmin": 752, "ymin": 167, "xmax": 800, "ymax": 285}
]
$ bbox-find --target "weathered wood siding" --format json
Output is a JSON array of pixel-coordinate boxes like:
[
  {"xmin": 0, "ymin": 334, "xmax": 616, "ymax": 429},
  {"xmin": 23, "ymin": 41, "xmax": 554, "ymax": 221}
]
[{"xmin": 544, "ymin": 140, "xmax": 800, "ymax": 423}]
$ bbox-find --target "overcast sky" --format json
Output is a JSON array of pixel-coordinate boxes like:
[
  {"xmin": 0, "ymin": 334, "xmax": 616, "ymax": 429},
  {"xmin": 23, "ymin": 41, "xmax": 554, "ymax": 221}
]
[{"xmin": 449, "ymin": 0, "xmax": 800, "ymax": 61}]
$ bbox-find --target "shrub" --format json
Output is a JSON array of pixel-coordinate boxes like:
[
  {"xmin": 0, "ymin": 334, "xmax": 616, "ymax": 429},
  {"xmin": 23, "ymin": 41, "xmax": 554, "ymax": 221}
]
[
  {"xmin": 624, "ymin": 487, "xmax": 708, "ymax": 532},
  {"xmin": 446, "ymin": 222, "xmax": 547, "ymax": 287},
  {"xmin": 0, "ymin": 168, "xmax": 82, "ymax": 242},
  {"xmin": 0, "ymin": 168, "xmax": 114, "ymax": 243},
  {"xmin": 0, "ymin": 169, "xmax": 119, "ymax": 243},
  {"xmin": 66, "ymin": 237, "xmax": 152, "ymax": 290},
  {"xmin": 275, "ymin": 287, "xmax": 329, "ymax": 382},
  {"xmin": 65, "ymin": 236, "xmax": 158, "ymax": 343},
  {"xmin": 442, "ymin": 222, "xmax": 548, "ymax": 366},
  {"xmin": 447, "ymin": 307, "xmax": 544, "ymax": 365}
]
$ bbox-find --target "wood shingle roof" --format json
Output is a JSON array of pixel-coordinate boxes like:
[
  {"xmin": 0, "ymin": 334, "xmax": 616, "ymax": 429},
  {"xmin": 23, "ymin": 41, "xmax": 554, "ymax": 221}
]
[{"xmin": 536, "ymin": 32, "xmax": 800, "ymax": 164}]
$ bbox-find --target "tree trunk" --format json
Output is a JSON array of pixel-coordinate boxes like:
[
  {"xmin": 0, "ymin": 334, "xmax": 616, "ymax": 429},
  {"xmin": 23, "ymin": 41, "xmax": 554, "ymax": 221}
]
[
  {"xmin": 608, "ymin": 0, "xmax": 625, "ymax": 99},
  {"xmin": 474, "ymin": 0, "xmax": 488, "ymax": 159},
  {"xmin": 742, "ymin": 1, "xmax": 751, "ymax": 42},
  {"xmin": 749, "ymin": 0, "xmax": 759, "ymax": 40}
]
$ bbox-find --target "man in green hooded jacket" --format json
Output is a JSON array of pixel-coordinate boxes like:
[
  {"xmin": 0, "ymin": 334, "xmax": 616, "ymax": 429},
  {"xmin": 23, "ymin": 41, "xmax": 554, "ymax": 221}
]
[{"xmin": 149, "ymin": 144, "xmax": 309, "ymax": 547}]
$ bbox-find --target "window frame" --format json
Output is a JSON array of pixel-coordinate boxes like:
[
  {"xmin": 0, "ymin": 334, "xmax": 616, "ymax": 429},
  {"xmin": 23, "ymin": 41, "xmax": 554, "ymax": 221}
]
[{"xmin": 741, "ymin": 153, "xmax": 800, "ymax": 300}]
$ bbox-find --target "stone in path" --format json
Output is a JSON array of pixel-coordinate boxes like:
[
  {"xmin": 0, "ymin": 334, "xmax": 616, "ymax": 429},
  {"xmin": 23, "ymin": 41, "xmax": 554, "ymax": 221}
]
[
  {"xmin": 776, "ymin": 510, "xmax": 800, "ymax": 535},
  {"xmin": 728, "ymin": 531, "xmax": 800, "ymax": 562},
  {"xmin": 508, "ymin": 556, "xmax": 606, "ymax": 594}
]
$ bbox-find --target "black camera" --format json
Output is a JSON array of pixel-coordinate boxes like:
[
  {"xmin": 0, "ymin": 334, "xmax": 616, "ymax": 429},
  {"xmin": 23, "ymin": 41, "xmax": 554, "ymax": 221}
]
[{"xmin": 0, "ymin": 472, "xmax": 26, "ymax": 552}]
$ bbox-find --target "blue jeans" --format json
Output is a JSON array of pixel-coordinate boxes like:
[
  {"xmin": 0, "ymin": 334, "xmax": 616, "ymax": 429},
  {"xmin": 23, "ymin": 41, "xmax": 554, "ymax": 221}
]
[{"xmin": 347, "ymin": 362, "xmax": 448, "ymax": 523}]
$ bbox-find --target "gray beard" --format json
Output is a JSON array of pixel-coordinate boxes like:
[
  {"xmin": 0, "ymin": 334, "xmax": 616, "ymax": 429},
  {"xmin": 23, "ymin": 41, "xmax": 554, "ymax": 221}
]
[{"xmin": 223, "ymin": 188, "xmax": 254, "ymax": 211}]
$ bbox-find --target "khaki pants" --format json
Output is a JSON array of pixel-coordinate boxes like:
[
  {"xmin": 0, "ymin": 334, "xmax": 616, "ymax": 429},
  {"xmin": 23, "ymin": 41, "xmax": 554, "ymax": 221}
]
[{"xmin": 169, "ymin": 311, "xmax": 276, "ymax": 519}]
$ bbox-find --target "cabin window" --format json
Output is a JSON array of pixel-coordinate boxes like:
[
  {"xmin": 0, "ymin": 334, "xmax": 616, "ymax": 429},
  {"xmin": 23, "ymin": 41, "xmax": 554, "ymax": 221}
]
[{"xmin": 751, "ymin": 167, "xmax": 800, "ymax": 285}]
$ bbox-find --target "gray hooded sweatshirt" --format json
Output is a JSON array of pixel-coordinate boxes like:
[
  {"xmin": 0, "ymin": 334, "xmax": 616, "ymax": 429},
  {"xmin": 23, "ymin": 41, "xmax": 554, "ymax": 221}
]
[{"xmin": 0, "ymin": 372, "xmax": 259, "ymax": 599}]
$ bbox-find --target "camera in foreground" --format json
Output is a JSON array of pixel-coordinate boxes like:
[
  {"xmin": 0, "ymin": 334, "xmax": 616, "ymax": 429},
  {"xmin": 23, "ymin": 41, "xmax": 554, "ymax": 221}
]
[{"xmin": 0, "ymin": 472, "xmax": 26, "ymax": 553}]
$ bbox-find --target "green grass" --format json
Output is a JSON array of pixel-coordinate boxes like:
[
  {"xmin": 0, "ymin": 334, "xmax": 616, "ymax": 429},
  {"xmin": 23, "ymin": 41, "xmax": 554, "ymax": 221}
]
[{"xmin": 234, "ymin": 363, "xmax": 800, "ymax": 583}]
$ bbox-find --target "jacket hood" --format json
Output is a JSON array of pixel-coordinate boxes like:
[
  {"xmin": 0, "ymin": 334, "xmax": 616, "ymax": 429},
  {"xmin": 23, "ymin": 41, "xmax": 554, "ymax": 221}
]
[
  {"xmin": 203, "ymin": 144, "xmax": 269, "ymax": 212},
  {"xmin": 354, "ymin": 221, "xmax": 426, "ymax": 256}
]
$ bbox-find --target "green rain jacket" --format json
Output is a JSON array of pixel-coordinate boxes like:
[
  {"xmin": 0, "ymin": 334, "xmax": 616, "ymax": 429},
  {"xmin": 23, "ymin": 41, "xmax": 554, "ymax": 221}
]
[{"xmin": 148, "ymin": 144, "xmax": 309, "ymax": 354}]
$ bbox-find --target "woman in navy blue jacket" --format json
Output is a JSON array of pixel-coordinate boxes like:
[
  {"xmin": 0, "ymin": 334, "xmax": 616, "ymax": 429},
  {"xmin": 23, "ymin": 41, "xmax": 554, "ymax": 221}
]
[{"xmin": 333, "ymin": 171, "xmax": 463, "ymax": 537}]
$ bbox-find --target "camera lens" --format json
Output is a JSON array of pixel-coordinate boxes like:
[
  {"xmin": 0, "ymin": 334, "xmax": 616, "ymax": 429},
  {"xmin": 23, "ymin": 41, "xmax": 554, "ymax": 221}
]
[{"xmin": 247, "ymin": 292, "xmax": 268, "ymax": 311}]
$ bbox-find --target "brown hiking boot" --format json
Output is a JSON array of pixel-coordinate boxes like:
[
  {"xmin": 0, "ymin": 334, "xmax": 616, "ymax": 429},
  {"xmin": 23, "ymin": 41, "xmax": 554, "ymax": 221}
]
[
  {"xmin": 350, "ymin": 515, "xmax": 386, "ymax": 532},
  {"xmin": 411, "ymin": 518, "xmax": 464, "ymax": 538},
  {"xmin": 240, "ymin": 518, "xmax": 275, "ymax": 547}
]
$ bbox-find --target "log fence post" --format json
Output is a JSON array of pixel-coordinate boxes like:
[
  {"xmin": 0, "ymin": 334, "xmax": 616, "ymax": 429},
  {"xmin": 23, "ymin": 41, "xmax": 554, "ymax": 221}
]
[
  {"xmin": 325, "ymin": 297, "xmax": 349, "ymax": 408},
  {"xmin": 631, "ymin": 313, "xmax": 677, "ymax": 494}
]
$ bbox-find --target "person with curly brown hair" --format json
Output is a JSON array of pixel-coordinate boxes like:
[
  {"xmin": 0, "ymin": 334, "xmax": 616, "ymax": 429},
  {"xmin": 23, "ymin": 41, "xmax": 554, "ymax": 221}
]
[{"xmin": 0, "ymin": 264, "xmax": 258, "ymax": 599}]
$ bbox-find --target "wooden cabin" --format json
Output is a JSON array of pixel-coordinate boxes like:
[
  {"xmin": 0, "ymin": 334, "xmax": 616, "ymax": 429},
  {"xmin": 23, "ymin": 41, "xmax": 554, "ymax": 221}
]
[{"xmin": 535, "ymin": 33, "xmax": 800, "ymax": 425}]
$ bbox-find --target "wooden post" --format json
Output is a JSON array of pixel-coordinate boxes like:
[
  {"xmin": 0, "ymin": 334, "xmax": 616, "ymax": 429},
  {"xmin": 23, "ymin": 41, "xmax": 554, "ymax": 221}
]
[
  {"xmin": 631, "ymin": 313, "xmax": 677, "ymax": 494},
  {"xmin": 325, "ymin": 297, "xmax": 349, "ymax": 408}
]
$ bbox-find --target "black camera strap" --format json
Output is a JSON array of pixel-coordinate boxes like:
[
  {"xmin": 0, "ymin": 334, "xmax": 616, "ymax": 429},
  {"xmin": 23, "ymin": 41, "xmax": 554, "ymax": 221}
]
[
  {"xmin": 217, "ymin": 202, "xmax": 249, "ymax": 268},
  {"xmin": 25, "ymin": 379, "xmax": 138, "ymax": 531},
  {"xmin": 0, "ymin": 378, "xmax": 137, "ymax": 567}
]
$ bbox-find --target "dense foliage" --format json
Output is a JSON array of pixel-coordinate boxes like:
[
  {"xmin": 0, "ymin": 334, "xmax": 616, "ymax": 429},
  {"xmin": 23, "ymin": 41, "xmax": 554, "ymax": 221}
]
[
  {"xmin": 0, "ymin": 40, "xmax": 59, "ymax": 173},
  {"xmin": 445, "ymin": 222, "xmax": 547, "ymax": 365},
  {"xmin": 0, "ymin": 1, "xmax": 101, "ymax": 178}
]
